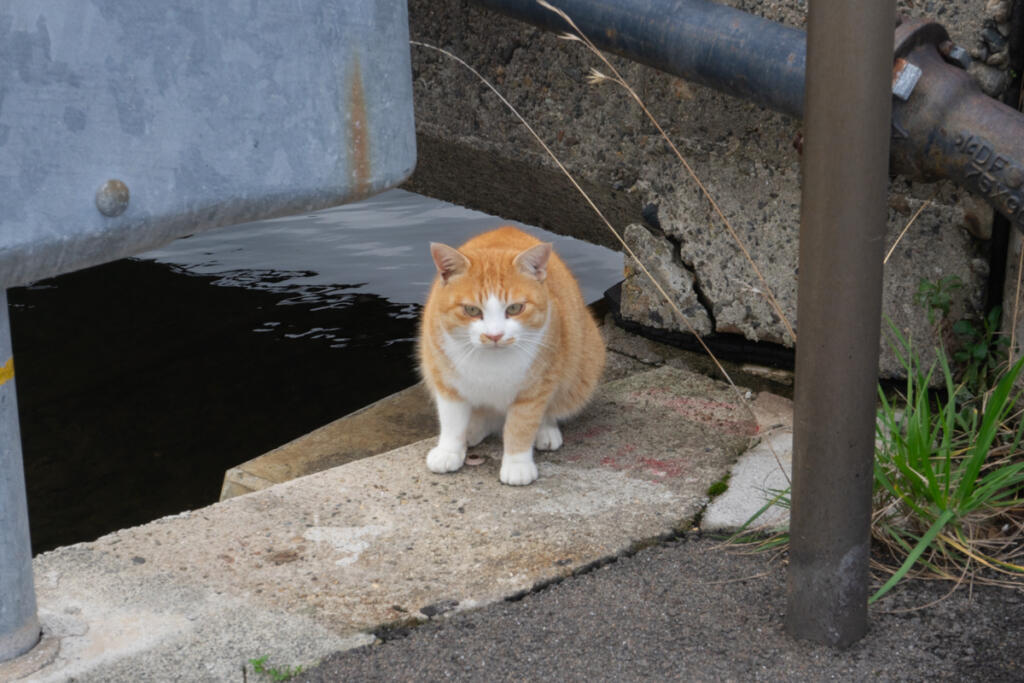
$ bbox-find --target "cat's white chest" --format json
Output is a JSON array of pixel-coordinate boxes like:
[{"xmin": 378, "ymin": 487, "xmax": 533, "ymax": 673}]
[{"xmin": 442, "ymin": 336, "xmax": 538, "ymax": 411}]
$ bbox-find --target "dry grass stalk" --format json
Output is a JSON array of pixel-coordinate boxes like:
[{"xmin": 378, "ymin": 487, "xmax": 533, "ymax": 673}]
[
  {"xmin": 539, "ymin": 0, "xmax": 794, "ymax": 482},
  {"xmin": 540, "ymin": 0, "xmax": 796, "ymax": 346},
  {"xmin": 883, "ymin": 189, "xmax": 938, "ymax": 265},
  {"xmin": 1011, "ymin": 239, "xmax": 1024, "ymax": 373}
]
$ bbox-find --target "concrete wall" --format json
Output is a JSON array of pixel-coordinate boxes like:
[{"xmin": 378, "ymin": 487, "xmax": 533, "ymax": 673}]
[{"xmin": 404, "ymin": 0, "xmax": 1019, "ymax": 376}]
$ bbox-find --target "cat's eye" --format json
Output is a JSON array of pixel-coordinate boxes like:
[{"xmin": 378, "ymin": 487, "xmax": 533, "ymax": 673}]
[
  {"xmin": 505, "ymin": 303, "xmax": 525, "ymax": 316},
  {"xmin": 462, "ymin": 304, "xmax": 482, "ymax": 317}
]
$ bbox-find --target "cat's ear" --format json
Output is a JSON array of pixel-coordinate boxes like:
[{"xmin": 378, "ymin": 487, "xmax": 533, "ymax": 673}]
[
  {"xmin": 514, "ymin": 243, "xmax": 552, "ymax": 282},
  {"xmin": 430, "ymin": 242, "xmax": 470, "ymax": 284}
]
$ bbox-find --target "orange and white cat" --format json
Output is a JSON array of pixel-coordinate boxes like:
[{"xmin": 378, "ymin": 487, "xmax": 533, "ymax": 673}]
[{"xmin": 418, "ymin": 226, "xmax": 605, "ymax": 485}]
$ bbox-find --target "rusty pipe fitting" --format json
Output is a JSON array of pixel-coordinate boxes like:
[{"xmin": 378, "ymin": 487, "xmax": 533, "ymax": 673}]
[{"xmin": 890, "ymin": 18, "xmax": 1024, "ymax": 232}]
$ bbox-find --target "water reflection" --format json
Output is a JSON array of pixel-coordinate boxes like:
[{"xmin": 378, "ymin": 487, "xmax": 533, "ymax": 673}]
[{"xmin": 143, "ymin": 188, "xmax": 621, "ymax": 306}]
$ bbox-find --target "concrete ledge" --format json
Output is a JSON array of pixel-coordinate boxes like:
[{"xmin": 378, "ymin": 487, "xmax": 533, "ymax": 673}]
[
  {"xmin": 703, "ymin": 431, "xmax": 792, "ymax": 534},
  {"xmin": 220, "ymin": 383, "xmax": 436, "ymax": 500},
  {"xmin": 13, "ymin": 364, "xmax": 758, "ymax": 681},
  {"xmin": 703, "ymin": 392, "xmax": 793, "ymax": 534}
]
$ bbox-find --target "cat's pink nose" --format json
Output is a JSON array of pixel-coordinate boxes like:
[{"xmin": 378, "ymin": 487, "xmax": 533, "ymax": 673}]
[{"xmin": 484, "ymin": 332, "xmax": 503, "ymax": 343}]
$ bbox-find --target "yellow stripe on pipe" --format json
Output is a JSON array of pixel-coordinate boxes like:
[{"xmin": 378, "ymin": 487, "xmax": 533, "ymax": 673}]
[{"xmin": 0, "ymin": 357, "xmax": 13, "ymax": 386}]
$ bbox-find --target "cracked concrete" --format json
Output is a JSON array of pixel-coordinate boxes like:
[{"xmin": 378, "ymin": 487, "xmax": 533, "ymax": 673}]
[{"xmin": 620, "ymin": 223, "xmax": 712, "ymax": 336}]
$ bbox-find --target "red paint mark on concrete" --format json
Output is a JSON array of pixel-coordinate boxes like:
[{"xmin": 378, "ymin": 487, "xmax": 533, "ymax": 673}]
[
  {"xmin": 595, "ymin": 444, "xmax": 690, "ymax": 480},
  {"xmin": 628, "ymin": 389, "xmax": 757, "ymax": 436},
  {"xmin": 599, "ymin": 445, "xmax": 636, "ymax": 472},
  {"xmin": 581, "ymin": 425, "xmax": 612, "ymax": 439},
  {"xmin": 638, "ymin": 457, "xmax": 688, "ymax": 478}
]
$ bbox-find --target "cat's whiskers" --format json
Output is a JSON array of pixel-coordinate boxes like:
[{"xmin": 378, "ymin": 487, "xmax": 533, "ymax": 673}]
[
  {"xmin": 445, "ymin": 335, "xmax": 479, "ymax": 369},
  {"xmin": 505, "ymin": 342, "xmax": 539, "ymax": 364},
  {"xmin": 508, "ymin": 329, "xmax": 554, "ymax": 353},
  {"xmin": 517, "ymin": 337, "xmax": 555, "ymax": 355},
  {"xmin": 451, "ymin": 334, "xmax": 528, "ymax": 367}
]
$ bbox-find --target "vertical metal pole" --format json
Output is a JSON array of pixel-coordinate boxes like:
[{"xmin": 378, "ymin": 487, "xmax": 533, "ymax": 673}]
[
  {"xmin": 0, "ymin": 290, "xmax": 40, "ymax": 661},
  {"xmin": 786, "ymin": 1, "xmax": 894, "ymax": 647}
]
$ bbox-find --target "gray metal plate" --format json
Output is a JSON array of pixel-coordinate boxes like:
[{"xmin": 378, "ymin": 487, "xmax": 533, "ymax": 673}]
[{"xmin": 0, "ymin": 0, "xmax": 416, "ymax": 288}]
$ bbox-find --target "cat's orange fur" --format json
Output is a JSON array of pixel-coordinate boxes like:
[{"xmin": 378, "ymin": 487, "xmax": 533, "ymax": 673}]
[{"xmin": 418, "ymin": 226, "xmax": 605, "ymax": 485}]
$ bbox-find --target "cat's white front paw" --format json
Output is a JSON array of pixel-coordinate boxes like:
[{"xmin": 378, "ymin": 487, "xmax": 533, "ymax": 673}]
[
  {"xmin": 426, "ymin": 444, "xmax": 466, "ymax": 473},
  {"xmin": 500, "ymin": 451, "xmax": 538, "ymax": 485},
  {"xmin": 534, "ymin": 423, "xmax": 563, "ymax": 451}
]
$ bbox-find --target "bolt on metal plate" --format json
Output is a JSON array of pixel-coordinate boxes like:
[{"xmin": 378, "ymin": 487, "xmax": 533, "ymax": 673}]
[
  {"xmin": 95, "ymin": 179, "xmax": 130, "ymax": 217},
  {"xmin": 0, "ymin": 0, "xmax": 416, "ymax": 290}
]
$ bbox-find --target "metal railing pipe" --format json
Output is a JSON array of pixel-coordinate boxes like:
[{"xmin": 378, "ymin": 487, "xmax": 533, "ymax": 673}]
[
  {"xmin": 0, "ymin": 291, "xmax": 40, "ymax": 662},
  {"xmin": 786, "ymin": 0, "xmax": 894, "ymax": 647},
  {"xmin": 474, "ymin": 0, "xmax": 807, "ymax": 118}
]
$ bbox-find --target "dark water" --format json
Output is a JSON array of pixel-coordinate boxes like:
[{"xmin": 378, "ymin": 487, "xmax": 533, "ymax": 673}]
[{"xmin": 9, "ymin": 190, "xmax": 621, "ymax": 553}]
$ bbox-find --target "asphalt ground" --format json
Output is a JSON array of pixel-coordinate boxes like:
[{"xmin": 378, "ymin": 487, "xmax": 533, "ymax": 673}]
[{"xmin": 297, "ymin": 536, "xmax": 1023, "ymax": 682}]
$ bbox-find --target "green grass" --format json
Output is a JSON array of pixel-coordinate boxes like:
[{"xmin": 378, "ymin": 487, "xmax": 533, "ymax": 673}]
[
  {"xmin": 870, "ymin": 325, "xmax": 1024, "ymax": 600},
  {"xmin": 707, "ymin": 473, "xmax": 730, "ymax": 498},
  {"xmin": 732, "ymin": 321, "xmax": 1024, "ymax": 603},
  {"xmin": 249, "ymin": 655, "xmax": 304, "ymax": 682}
]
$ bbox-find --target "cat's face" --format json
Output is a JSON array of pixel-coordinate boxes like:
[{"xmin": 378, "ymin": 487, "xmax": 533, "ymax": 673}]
[
  {"xmin": 429, "ymin": 242, "xmax": 551, "ymax": 356},
  {"xmin": 450, "ymin": 291, "xmax": 545, "ymax": 352}
]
